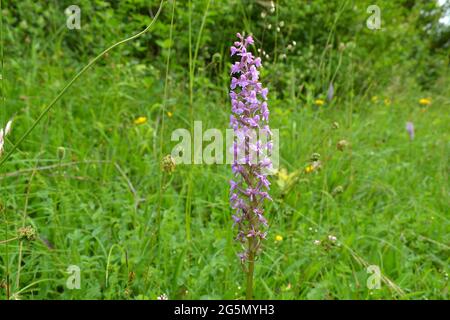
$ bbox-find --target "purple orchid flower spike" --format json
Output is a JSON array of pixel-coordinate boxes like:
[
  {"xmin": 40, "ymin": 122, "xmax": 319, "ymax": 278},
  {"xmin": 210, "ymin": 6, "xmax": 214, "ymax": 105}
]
[{"xmin": 229, "ymin": 33, "xmax": 273, "ymax": 299}]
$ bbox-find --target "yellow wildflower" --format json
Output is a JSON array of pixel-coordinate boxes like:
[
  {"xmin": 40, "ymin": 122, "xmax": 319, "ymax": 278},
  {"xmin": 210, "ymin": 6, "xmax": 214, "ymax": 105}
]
[
  {"xmin": 371, "ymin": 96, "xmax": 379, "ymax": 103},
  {"xmin": 134, "ymin": 116, "xmax": 147, "ymax": 125},
  {"xmin": 167, "ymin": 111, "xmax": 173, "ymax": 118},
  {"xmin": 419, "ymin": 98, "xmax": 431, "ymax": 106},
  {"xmin": 305, "ymin": 165, "xmax": 314, "ymax": 174},
  {"xmin": 275, "ymin": 235, "xmax": 283, "ymax": 242},
  {"xmin": 384, "ymin": 98, "xmax": 391, "ymax": 106},
  {"xmin": 314, "ymin": 99, "xmax": 325, "ymax": 106},
  {"xmin": 277, "ymin": 168, "xmax": 289, "ymax": 181}
]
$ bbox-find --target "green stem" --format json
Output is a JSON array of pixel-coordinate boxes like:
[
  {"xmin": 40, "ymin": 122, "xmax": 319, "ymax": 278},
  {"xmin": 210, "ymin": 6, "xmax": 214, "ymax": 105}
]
[
  {"xmin": 246, "ymin": 241, "xmax": 255, "ymax": 300},
  {"xmin": 0, "ymin": 236, "xmax": 18, "ymax": 245},
  {"xmin": 0, "ymin": 0, "xmax": 164, "ymax": 169}
]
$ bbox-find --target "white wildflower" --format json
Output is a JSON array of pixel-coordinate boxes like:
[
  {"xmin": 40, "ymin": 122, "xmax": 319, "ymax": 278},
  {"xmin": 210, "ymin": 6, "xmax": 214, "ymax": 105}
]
[
  {"xmin": 0, "ymin": 119, "xmax": 13, "ymax": 157},
  {"xmin": 270, "ymin": 1, "xmax": 275, "ymax": 13},
  {"xmin": 157, "ymin": 293, "xmax": 168, "ymax": 300},
  {"xmin": 5, "ymin": 119, "xmax": 12, "ymax": 136}
]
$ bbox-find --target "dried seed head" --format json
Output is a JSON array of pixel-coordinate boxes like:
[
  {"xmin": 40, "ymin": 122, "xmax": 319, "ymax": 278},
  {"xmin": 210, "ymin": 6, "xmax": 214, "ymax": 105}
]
[
  {"xmin": 17, "ymin": 226, "xmax": 37, "ymax": 241},
  {"xmin": 161, "ymin": 155, "xmax": 176, "ymax": 174},
  {"xmin": 124, "ymin": 288, "xmax": 132, "ymax": 298},
  {"xmin": 128, "ymin": 271, "xmax": 136, "ymax": 283},
  {"xmin": 337, "ymin": 139, "xmax": 349, "ymax": 151}
]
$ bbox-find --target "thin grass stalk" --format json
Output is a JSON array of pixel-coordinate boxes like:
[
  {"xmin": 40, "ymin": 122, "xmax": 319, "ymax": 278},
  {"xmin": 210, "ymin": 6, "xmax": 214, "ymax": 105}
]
[
  {"xmin": 0, "ymin": 0, "xmax": 10, "ymax": 301},
  {"xmin": 155, "ymin": 0, "xmax": 176, "ymax": 256},
  {"xmin": 15, "ymin": 169, "xmax": 36, "ymax": 291},
  {"xmin": 186, "ymin": 0, "xmax": 211, "ymax": 243},
  {"xmin": 0, "ymin": 1, "xmax": 164, "ymax": 169}
]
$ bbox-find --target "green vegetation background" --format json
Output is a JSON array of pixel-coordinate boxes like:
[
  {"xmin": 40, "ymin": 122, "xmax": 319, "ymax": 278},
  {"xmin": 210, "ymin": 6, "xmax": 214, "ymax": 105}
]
[{"xmin": 0, "ymin": 0, "xmax": 449, "ymax": 299}]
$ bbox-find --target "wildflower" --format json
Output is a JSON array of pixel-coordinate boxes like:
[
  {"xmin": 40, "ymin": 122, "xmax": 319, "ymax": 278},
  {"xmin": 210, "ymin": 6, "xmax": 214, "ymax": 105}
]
[
  {"xmin": 17, "ymin": 226, "xmax": 37, "ymax": 241},
  {"xmin": 157, "ymin": 294, "xmax": 168, "ymax": 300},
  {"xmin": 384, "ymin": 98, "xmax": 391, "ymax": 106},
  {"xmin": 134, "ymin": 116, "xmax": 147, "ymax": 125},
  {"xmin": 371, "ymin": 96, "xmax": 378, "ymax": 103},
  {"xmin": 406, "ymin": 122, "xmax": 414, "ymax": 140},
  {"xmin": 419, "ymin": 98, "xmax": 431, "ymax": 106},
  {"xmin": 270, "ymin": 1, "xmax": 275, "ymax": 13},
  {"xmin": 292, "ymin": 40, "xmax": 297, "ymax": 47},
  {"xmin": 337, "ymin": 139, "xmax": 349, "ymax": 151},
  {"xmin": 276, "ymin": 27, "xmax": 281, "ymax": 32},
  {"xmin": 332, "ymin": 121, "xmax": 339, "ymax": 129},
  {"xmin": 167, "ymin": 111, "xmax": 173, "ymax": 118},
  {"xmin": 305, "ymin": 158, "xmax": 321, "ymax": 174},
  {"xmin": 229, "ymin": 33, "xmax": 272, "ymax": 265},
  {"xmin": 161, "ymin": 154, "xmax": 176, "ymax": 174},
  {"xmin": 314, "ymin": 99, "xmax": 325, "ymax": 106},
  {"xmin": 267, "ymin": 24, "xmax": 272, "ymax": 30},
  {"xmin": 0, "ymin": 119, "xmax": 13, "ymax": 157},
  {"xmin": 275, "ymin": 235, "xmax": 283, "ymax": 242},
  {"xmin": 313, "ymin": 240, "xmax": 321, "ymax": 245},
  {"xmin": 328, "ymin": 235, "xmax": 337, "ymax": 242},
  {"xmin": 261, "ymin": 11, "xmax": 267, "ymax": 19}
]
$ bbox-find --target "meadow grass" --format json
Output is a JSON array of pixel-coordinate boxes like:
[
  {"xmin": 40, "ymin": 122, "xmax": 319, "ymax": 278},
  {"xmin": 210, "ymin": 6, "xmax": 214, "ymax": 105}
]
[
  {"xmin": 0, "ymin": 0, "xmax": 449, "ymax": 300},
  {"xmin": 0, "ymin": 50, "xmax": 448, "ymax": 299}
]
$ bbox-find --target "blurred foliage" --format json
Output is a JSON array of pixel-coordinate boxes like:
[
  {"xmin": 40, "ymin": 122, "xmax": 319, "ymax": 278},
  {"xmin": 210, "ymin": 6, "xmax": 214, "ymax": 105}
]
[{"xmin": 2, "ymin": 0, "xmax": 449, "ymax": 94}]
